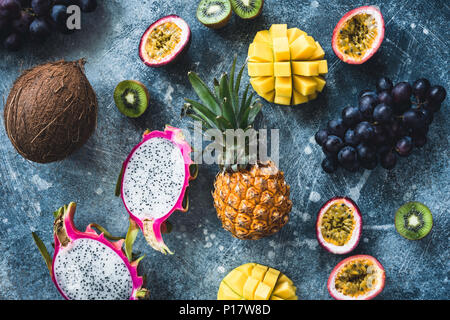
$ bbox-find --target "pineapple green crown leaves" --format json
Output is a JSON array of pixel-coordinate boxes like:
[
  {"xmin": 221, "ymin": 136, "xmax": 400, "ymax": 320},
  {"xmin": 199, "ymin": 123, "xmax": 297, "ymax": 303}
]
[{"xmin": 183, "ymin": 56, "xmax": 262, "ymax": 132}]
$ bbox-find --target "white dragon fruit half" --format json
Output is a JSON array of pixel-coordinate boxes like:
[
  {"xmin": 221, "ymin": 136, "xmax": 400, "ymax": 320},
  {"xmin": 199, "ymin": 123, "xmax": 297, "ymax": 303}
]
[
  {"xmin": 119, "ymin": 126, "xmax": 197, "ymax": 255},
  {"xmin": 32, "ymin": 203, "xmax": 148, "ymax": 300}
]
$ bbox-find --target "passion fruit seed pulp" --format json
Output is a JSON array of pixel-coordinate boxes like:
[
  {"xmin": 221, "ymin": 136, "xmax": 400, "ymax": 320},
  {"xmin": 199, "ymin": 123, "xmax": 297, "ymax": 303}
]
[
  {"xmin": 145, "ymin": 22, "xmax": 182, "ymax": 62},
  {"xmin": 337, "ymin": 13, "xmax": 378, "ymax": 60},
  {"xmin": 321, "ymin": 202, "xmax": 355, "ymax": 246},
  {"xmin": 335, "ymin": 258, "xmax": 377, "ymax": 298}
]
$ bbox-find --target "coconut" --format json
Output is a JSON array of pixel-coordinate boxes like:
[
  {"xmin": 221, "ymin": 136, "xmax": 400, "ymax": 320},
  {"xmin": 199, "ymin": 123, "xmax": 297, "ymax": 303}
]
[{"xmin": 3, "ymin": 59, "xmax": 98, "ymax": 163}]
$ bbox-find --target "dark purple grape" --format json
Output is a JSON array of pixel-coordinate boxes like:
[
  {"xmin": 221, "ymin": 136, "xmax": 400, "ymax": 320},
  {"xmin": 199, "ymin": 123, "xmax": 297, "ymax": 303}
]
[
  {"xmin": 323, "ymin": 135, "xmax": 343, "ymax": 154},
  {"xmin": 402, "ymin": 109, "xmax": 426, "ymax": 129},
  {"xmin": 377, "ymin": 144, "xmax": 392, "ymax": 156},
  {"xmin": 29, "ymin": 17, "xmax": 51, "ymax": 39},
  {"xmin": 3, "ymin": 32, "xmax": 21, "ymax": 50},
  {"xmin": 53, "ymin": 0, "xmax": 73, "ymax": 5},
  {"xmin": 322, "ymin": 157, "xmax": 337, "ymax": 173},
  {"xmin": 380, "ymin": 151, "xmax": 397, "ymax": 169},
  {"xmin": 428, "ymin": 85, "xmax": 446, "ymax": 104},
  {"xmin": 413, "ymin": 125, "xmax": 429, "ymax": 136},
  {"xmin": 18, "ymin": 0, "xmax": 31, "ymax": 7},
  {"xmin": 420, "ymin": 108, "xmax": 434, "ymax": 126},
  {"xmin": 359, "ymin": 95, "xmax": 378, "ymax": 120},
  {"xmin": 358, "ymin": 90, "xmax": 378, "ymax": 100},
  {"xmin": 338, "ymin": 146, "xmax": 358, "ymax": 167},
  {"xmin": 423, "ymin": 100, "xmax": 441, "ymax": 113},
  {"xmin": 361, "ymin": 157, "xmax": 378, "ymax": 170},
  {"xmin": 342, "ymin": 106, "xmax": 361, "ymax": 127},
  {"xmin": 12, "ymin": 11, "xmax": 33, "ymax": 33},
  {"xmin": 315, "ymin": 129, "xmax": 328, "ymax": 146},
  {"xmin": 395, "ymin": 136, "xmax": 413, "ymax": 157},
  {"xmin": 392, "ymin": 82, "xmax": 412, "ymax": 105},
  {"xmin": 51, "ymin": 4, "xmax": 68, "ymax": 26},
  {"xmin": 373, "ymin": 103, "xmax": 393, "ymax": 124},
  {"xmin": 376, "ymin": 77, "xmax": 393, "ymax": 93},
  {"xmin": 356, "ymin": 143, "xmax": 376, "ymax": 162},
  {"xmin": 327, "ymin": 118, "xmax": 347, "ymax": 138},
  {"xmin": 77, "ymin": 0, "xmax": 97, "ymax": 13},
  {"xmin": 373, "ymin": 125, "xmax": 389, "ymax": 145},
  {"xmin": 344, "ymin": 128, "xmax": 361, "ymax": 147},
  {"xmin": 412, "ymin": 78, "xmax": 430, "ymax": 101},
  {"xmin": 377, "ymin": 91, "xmax": 394, "ymax": 106},
  {"xmin": 355, "ymin": 121, "xmax": 375, "ymax": 142},
  {"xmin": 0, "ymin": 0, "xmax": 22, "ymax": 19},
  {"xmin": 31, "ymin": 0, "xmax": 51, "ymax": 16},
  {"xmin": 411, "ymin": 133, "xmax": 427, "ymax": 148}
]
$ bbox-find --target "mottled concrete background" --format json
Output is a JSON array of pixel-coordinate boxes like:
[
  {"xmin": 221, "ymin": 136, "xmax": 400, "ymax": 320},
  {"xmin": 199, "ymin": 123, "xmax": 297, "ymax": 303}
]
[{"xmin": 0, "ymin": 0, "xmax": 448, "ymax": 300}]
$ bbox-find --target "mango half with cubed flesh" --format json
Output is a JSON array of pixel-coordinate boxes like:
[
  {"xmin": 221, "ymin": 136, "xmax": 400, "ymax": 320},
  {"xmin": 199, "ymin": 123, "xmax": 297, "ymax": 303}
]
[
  {"xmin": 248, "ymin": 24, "xmax": 328, "ymax": 106},
  {"xmin": 217, "ymin": 263, "xmax": 298, "ymax": 300}
]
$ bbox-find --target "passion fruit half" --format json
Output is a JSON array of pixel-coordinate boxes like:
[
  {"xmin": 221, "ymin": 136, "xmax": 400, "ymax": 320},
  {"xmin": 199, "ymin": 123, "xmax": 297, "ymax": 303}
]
[
  {"xmin": 139, "ymin": 15, "xmax": 191, "ymax": 67},
  {"xmin": 316, "ymin": 197, "xmax": 362, "ymax": 254},
  {"xmin": 328, "ymin": 255, "xmax": 385, "ymax": 300},
  {"xmin": 332, "ymin": 6, "xmax": 385, "ymax": 64}
]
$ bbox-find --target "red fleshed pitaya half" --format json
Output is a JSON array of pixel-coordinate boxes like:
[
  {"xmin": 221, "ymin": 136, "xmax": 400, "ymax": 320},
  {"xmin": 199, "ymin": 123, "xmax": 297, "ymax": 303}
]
[
  {"xmin": 119, "ymin": 125, "xmax": 197, "ymax": 255},
  {"xmin": 32, "ymin": 203, "xmax": 149, "ymax": 300}
]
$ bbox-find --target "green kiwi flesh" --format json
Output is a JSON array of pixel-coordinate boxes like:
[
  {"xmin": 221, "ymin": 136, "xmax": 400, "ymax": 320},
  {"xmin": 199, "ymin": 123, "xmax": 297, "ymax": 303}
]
[
  {"xmin": 197, "ymin": 0, "xmax": 232, "ymax": 29},
  {"xmin": 231, "ymin": 0, "xmax": 264, "ymax": 19},
  {"xmin": 114, "ymin": 80, "xmax": 149, "ymax": 118},
  {"xmin": 395, "ymin": 202, "xmax": 433, "ymax": 240}
]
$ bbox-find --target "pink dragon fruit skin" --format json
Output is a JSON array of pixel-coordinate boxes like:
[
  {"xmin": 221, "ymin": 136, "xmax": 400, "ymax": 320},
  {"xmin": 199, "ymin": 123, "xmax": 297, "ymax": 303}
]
[
  {"xmin": 120, "ymin": 126, "xmax": 196, "ymax": 255},
  {"xmin": 33, "ymin": 203, "xmax": 148, "ymax": 300}
]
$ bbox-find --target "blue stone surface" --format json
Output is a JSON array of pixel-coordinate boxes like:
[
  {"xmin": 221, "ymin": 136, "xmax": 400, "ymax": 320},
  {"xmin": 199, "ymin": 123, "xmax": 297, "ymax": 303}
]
[{"xmin": 0, "ymin": 0, "xmax": 448, "ymax": 300}]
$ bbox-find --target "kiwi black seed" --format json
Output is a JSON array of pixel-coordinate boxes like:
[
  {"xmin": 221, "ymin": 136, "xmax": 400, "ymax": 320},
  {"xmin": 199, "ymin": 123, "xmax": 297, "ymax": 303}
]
[
  {"xmin": 395, "ymin": 202, "xmax": 433, "ymax": 240},
  {"xmin": 197, "ymin": 0, "xmax": 232, "ymax": 29},
  {"xmin": 114, "ymin": 80, "xmax": 149, "ymax": 118},
  {"xmin": 230, "ymin": 0, "xmax": 264, "ymax": 19}
]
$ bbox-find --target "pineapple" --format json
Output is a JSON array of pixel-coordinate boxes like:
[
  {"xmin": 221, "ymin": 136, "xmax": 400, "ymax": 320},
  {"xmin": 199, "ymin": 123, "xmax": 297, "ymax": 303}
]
[{"xmin": 183, "ymin": 58, "xmax": 293, "ymax": 240}]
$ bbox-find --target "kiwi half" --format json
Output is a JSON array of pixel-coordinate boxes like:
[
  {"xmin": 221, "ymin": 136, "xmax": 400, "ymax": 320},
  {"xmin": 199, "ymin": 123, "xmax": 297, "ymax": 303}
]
[
  {"xmin": 395, "ymin": 202, "xmax": 433, "ymax": 240},
  {"xmin": 231, "ymin": 0, "xmax": 264, "ymax": 19},
  {"xmin": 114, "ymin": 80, "xmax": 149, "ymax": 118},
  {"xmin": 197, "ymin": 0, "xmax": 232, "ymax": 29}
]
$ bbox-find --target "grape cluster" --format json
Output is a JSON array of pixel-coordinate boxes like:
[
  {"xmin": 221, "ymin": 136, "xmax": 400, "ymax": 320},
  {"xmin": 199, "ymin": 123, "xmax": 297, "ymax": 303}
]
[
  {"xmin": 0, "ymin": 0, "xmax": 97, "ymax": 51},
  {"xmin": 316, "ymin": 77, "xmax": 447, "ymax": 173}
]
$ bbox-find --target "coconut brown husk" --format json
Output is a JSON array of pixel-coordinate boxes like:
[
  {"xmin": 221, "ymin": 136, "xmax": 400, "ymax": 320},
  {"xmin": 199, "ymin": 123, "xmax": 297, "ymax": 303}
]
[{"xmin": 3, "ymin": 59, "xmax": 98, "ymax": 163}]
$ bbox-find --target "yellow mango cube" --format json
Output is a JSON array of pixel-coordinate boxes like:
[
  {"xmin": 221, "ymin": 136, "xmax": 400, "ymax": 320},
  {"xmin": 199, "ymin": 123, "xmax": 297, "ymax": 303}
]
[
  {"xmin": 248, "ymin": 62, "xmax": 274, "ymax": 77},
  {"xmin": 276, "ymin": 274, "xmax": 293, "ymax": 286},
  {"xmin": 217, "ymin": 283, "xmax": 242, "ymax": 300},
  {"xmin": 287, "ymin": 28, "xmax": 307, "ymax": 44},
  {"xmin": 272, "ymin": 281, "xmax": 296, "ymax": 299},
  {"xmin": 313, "ymin": 76, "xmax": 326, "ymax": 92},
  {"xmin": 269, "ymin": 24, "xmax": 287, "ymax": 39},
  {"xmin": 243, "ymin": 277, "xmax": 260, "ymax": 300},
  {"xmin": 317, "ymin": 60, "xmax": 328, "ymax": 74},
  {"xmin": 308, "ymin": 92, "xmax": 318, "ymax": 100},
  {"xmin": 274, "ymin": 94, "xmax": 291, "ymax": 105},
  {"xmin": 292, "ymin": 90, "xmax": 309, "ymax": 105},
  {"xmin": 272, "ymin": 37, "xmax": 290, "ymax": 61},
  {"xmin": 263, "ymin": 268, "xmax": 280, "ymax": 288},
  {"xmin": 250, "ymin": 77, "xmax": 275, "ymax": 93},
  {"xmin": 251, "ymin": 264, "xmax": 268, "ymax": 281},
  {"xmin": 292, "ymin": 61, "xmax": 319, "ymax": 76},
  {"xmin": 274, "ymin": 62, "xmax": 291, "ymax": 77},
  {"xmin": 258, "ymin": 90, "xmax": 275, "ymax": 103},
  {"xmin": 237, "ymin": 263, "xmax": 255, "ymax": 276},
  {"xmin": 270, "ymin": 296, "xmax": 284, "ymax": 300},
  {"xmin": 309, "ymin": 41, "xmax": 325, "ymax": 60},
  {"xmin": 248, "ymin": 43, "xmax": 273, "ymax": 62},
  {"xmin": 275, "ymin": 77, "xmax": 292, "ymax": 97},
  {"xmin": 253, "ymin": 30, "xmax": 271, "ymax": 44},
  {"xmin": 293, "ymin": 75, "xmax": 317, "ymax": 96},
  {"xmin": 254, "ymin": 282, "xmax": 272, "ymax": 300},
  {"xmin": 223, "ymin": 270, "xmax": 247, "ymax": 296},
  {"xmin": 290, "ymin": 35, "xmax": 317, "ymax": 60}
]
